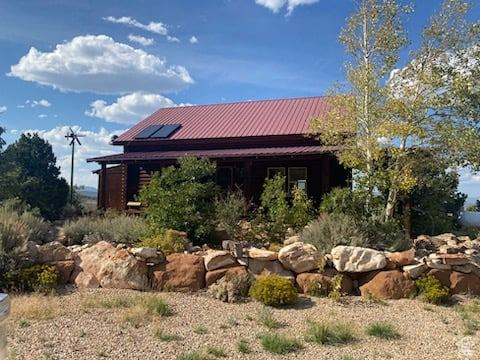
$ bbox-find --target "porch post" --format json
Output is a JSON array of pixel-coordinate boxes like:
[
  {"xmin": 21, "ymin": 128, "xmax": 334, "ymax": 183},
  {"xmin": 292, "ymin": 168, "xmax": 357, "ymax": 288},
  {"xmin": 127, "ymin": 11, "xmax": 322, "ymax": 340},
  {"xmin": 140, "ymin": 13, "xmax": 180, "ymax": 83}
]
[{"xmin": 100, "ymin": 163, "xmax": 107, "ymax": 210}]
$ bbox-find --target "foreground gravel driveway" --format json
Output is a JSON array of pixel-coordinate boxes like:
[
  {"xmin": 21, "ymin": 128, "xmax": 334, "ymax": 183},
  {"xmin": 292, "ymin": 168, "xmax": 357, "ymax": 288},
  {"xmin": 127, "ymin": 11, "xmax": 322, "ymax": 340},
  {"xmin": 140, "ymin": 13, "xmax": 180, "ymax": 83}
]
[{"xmin": 6, "ymin": 288, "xmax": 479, "ymax": 360}]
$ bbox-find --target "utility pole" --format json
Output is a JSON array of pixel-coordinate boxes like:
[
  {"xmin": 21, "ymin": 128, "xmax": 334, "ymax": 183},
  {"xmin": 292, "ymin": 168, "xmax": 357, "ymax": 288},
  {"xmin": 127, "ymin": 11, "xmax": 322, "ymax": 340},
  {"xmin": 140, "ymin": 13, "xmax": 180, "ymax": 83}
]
[{"xmin": 65, "ymin": 127, "xmax": 85, "ymax": 203}]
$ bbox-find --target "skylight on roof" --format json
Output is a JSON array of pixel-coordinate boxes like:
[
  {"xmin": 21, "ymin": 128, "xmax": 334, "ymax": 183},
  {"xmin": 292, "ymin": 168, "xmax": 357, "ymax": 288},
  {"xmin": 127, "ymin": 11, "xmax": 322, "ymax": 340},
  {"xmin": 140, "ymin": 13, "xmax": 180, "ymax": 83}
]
[{"xmin": 134, "ymin": 124, "xmax": 181, "ymax": 139}]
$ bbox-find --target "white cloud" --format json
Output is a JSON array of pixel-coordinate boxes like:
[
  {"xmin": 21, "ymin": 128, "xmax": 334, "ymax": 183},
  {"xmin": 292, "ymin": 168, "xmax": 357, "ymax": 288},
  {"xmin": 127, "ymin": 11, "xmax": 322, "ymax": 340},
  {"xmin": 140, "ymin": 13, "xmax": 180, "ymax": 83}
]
[
  {"xmin": 255, "ymin": 0, "xmax": 319, "ymax": 14},
  {"xmin": 0, "ymin": 105, "xmax": 6, "ymax": 113},
  {"xmin": 128, "ymin": 34, "xmax": 154, "ymax": 46},
  {"xmin": 85, "ymin": 91, "xmax": 191, "ymax": 124},
  {"xmin": 102, "ymin": 16, "xmax": 167, "ymax": 35},
  {"xmin": 189, "ymin": 36, "xmax": 199, "ymax": 44},
  {"xmin": 24, "ymin": 126, "xmax": 125, "ymax": 187},
  {"xmin": 27, "ymin": 99, "xmax": 51, "ymax": 107},
  {"xmin": 167, "ymin": 35, "xmax": 180, "ymax": 43},
  {"xmin": 8, "ymin": 35, "xmax": 193, "ymax": 95},
  {"xmin": 38, "ymin": 114, "xmax": 47, "ymax": 118}
]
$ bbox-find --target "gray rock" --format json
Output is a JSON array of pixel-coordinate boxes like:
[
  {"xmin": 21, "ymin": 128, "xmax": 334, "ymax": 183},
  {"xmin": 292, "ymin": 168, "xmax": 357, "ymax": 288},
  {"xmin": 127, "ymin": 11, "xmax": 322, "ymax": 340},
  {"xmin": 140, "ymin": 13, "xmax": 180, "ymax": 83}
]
[
  {"xmin": 203, "ymin": 250, "xmax": 237, "ymax": 271},
  {"xmin": 37, "ymin": 241, "xmax": 74, "ymax": 263}
]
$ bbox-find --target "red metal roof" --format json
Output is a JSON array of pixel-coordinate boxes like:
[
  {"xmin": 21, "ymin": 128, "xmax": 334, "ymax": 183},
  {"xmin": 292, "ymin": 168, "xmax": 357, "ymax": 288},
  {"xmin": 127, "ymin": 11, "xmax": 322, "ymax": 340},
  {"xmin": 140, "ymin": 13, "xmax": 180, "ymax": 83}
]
[
  {"xmin": 115, "ymin": 96, "xmax": 329, "ymax": 143},
  {"xmin": 87, "ymin": 146, "xmax": 338, "ymax": 164}
]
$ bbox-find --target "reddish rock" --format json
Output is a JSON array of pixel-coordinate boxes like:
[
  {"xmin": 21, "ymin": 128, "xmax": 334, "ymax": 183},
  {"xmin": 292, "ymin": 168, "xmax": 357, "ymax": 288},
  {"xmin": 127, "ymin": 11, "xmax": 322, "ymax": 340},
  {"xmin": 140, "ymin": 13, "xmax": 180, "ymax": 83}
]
[
  {"xmin": 296, "ymin": 269, "xmax": 353, "ymax": 295},
  {"xmin": 359, "ymin": 270, "xmax": 416, "ymax": 299},
  {"xmin": 427, "ymin": 269, "xmax": 451, "ymax": 288},
  {"xmin": 50, "ymin": 260, "xmax": 75, "ymax": 285},
  {"xmin": 385, "ymin": 248, "xmax": 415, "ymax": 267},
  {"xmin": 450, "ymin": 272, "xmax": 480, "ymax": 295},
  {"xmin": 151, "ymin": 253, "xmax": 206, "ymax": 292},
  {"xmin": 206, "ymin": 266, "xmax": 248, "ymax": 287}
]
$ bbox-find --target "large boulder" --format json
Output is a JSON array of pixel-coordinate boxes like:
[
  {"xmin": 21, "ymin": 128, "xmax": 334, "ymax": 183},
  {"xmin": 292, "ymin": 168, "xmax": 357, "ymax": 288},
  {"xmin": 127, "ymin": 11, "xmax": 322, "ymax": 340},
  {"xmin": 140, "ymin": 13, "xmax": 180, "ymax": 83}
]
[
  {"xmin": 72, "ymin": 241, "xmax": 149, "ymax": 290},
  {"xmin": 203, "ymin": 250, "xmax": 237, "ymax": 271},
  {"xmin": 278, "ymin": 242, "xmax": 322, "ymax": 273},
  {"xmin": 385, "ymin": 248, "xmax": 416, "ymax": 267},
  {"xmin": 152, "ymin": 253, "xmax": 206, "ymax": 292},
  {"xmin": 51, "ymin": 260, "xmax": 75, "ymax": 285},
  {"xmin": 331, "ymin": 246, "xmax": 387, "ymax": 273},
  {"xmin": 296, "ymin": 269, "xmax": 353, "ymax": 295},
  {"xmin": 74, "ymin": 271, "xmax": 100, "ymax": 288},
  {"xmin": 359, "ymin": 270, "xmax": 416, "ymax": 299},
  {"xmin": 206, "ymin": 266, "xmax": 249, "ymax": 287},
  {"xmin": 37, "ymin": 241, "xmax": 73, "ymax": 264},
  {"xmin": 450, "ymin": 272, "xmax": 480, "ymax": 295},
  {"xmin": 247, "ymin": 248, "xmax": 277, "ymax": 261},
  {"xmin": 247, "ymin": 259, "xmax": 294, "ymax": 280}
]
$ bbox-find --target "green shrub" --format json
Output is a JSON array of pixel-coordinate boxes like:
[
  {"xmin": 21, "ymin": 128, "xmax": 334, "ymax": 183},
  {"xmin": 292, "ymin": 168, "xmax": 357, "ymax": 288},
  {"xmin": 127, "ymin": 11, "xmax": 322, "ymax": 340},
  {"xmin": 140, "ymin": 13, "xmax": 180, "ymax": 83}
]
[
  {"xmin": 214, "ymin": 190, "xmax": 247, "ymax": 240},
  {"xmin": 288, "ymin": 186, "xmax": 314, "ymax": 230},
  {"xmin": 249, "ymin": 275, "xmax": 298, "ymax": 307},
  {"xmin": 143, "ymin": 297, "xmax": 174, "ymax": 317},
  {"xmin": 258, "ymin": 332, "xmax": 301, "ymax": 354},
  {"xmin": 155, "ymin": 329, "xmax": 181, "ymax": 342},
  {"xmin": 8, "ymin": 264, "xmax": 59, "ymax": 293},
  {"xmin": 300, "ymin": 213, "xmax": 367, "ymax": 253},
  {"xmin": 320, "ymin": 187, "xmax": 371, "ymax": 219},
  {"xmin": 206, "ymin": 346, "xmax": 226, "ymax": 358},
  {"xmin": 139, "ymin": 157, "xmax": 218, "ymax": 244},
  {"xmin": 362, "ymin": 217, "xmax": 410, "ymax": 251},
  {"xmin": 258, "ymin": 174, "xmax": 289, "ymax": 243},
  {"xmin": 304, "ymin": 320, "xmax": 356, "ymax": 345},
  {"xmin": 365, "ymin": 322, "xmax": 400, "ymax": 339},
  {"xmin": 207, "ymin": 273, "xmax": 251, "ymax": 303},
  {"xmin": 63, "ymin": 213, "xmax": 147, "ymax": 245},
  {"xmin": 415, "ymin": 275, "xmax": 451, "ymax": 304},
  {"xmin": 257, "ymin": 306, "xmax": 282, "ymax": 329},
  {"xmin": 305, "ymin": 280, "xmax": 330, "ymax": 297},
  {"xmin": 140, "ymin": 229, "xmax": 189, "ymax": 255},
  {"xmin": 237, "ymin": 339, "xmax": 252, "ymax": 354}
]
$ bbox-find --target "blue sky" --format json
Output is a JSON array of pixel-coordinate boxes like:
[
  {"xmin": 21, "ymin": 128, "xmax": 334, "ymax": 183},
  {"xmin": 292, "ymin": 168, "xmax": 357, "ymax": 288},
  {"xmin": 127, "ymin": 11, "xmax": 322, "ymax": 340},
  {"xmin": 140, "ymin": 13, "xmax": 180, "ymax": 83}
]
[{"xmin": 0, "ymin": 0, "xmax": 478, "ymax": 200}]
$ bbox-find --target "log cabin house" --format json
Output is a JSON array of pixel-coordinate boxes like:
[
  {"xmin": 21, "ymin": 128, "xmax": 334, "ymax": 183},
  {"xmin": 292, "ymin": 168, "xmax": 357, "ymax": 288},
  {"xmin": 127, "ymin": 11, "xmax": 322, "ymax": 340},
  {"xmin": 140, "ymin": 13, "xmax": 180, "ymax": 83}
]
[{"xmin": 87, "ymin": 96, "xmax": 350, "ymax": 211}]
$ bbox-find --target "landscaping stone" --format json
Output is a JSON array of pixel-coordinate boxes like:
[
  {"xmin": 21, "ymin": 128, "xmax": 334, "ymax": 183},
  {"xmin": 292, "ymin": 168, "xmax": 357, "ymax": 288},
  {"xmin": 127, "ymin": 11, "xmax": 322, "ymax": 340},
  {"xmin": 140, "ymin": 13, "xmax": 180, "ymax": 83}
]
[
  {"xmin": 296, "ymin": 269, "xmax": 353, "ymax": 295},
  {"xmin": 51, "ymin": 260, "xmax": 75, "ymax": 285},
  {"xmin": 129, "ymin": 247, "xmax": 165, "ymax": 264},
  {"xmin": 206, "ymin": 266, "xmax": 249, "ymax": 287},
  {"xmin": 74, "ymin": 271, "xmax": 100, "ymax": 288},
  {"xmin": 450, "ymin": 271, "xmax": 480, "ymax": 295},
  {"xmin": 72, "ymin": 241, "xmax": 149, "ymax": 290},
  {"xmin": 331, "ymin": 246, "xmax": 387, "ymax": 273},
  {"xmin": 403, "ymin": 263, "xmax": 429, "ymax": 279},
  {"xmin": 284, "ymin": 235, "xmax": 300, "ymax": 245},
  {"xmin": 427, "ymin": 269, "xmax": 452, "ymax": 288},
  {"xmin": 151, "ymin": 253, "xmax": 206, "ymax": 292},
  {"xmin": 427, "ymin": 253, "xmax": 470, "ymax": 266},
  {"xmin": 359, "ymin": 270, "xmax": 416, "ymax": 299},
  {"xmin": 278, "ymin": 242, "xmax": 322, "ymax": 273},
  {"xmin": 247, "ymin": 259, "xmax": 295, "ymax": 280},
  {"xmin": 37, "ymin": 241, "xmax": 74, "ymax": 263},
  {"xmin": 385, "ymin": 248, "xmax": 416, "ymax": 267},
  {"xmin": 246, "ymin": 247, "xmax": 277, "ymax": 261},
  {"xmin": 203, "ymin": 250, "xmax": 237, "ymax": 271}
]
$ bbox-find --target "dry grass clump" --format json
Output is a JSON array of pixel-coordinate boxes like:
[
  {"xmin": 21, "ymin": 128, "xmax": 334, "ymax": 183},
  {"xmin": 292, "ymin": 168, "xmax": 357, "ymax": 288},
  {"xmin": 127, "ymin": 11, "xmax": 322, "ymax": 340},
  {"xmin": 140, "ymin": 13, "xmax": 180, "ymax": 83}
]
[{"xmin": 10, "ymin": 295, "xmax": 63, "ymax": 321}]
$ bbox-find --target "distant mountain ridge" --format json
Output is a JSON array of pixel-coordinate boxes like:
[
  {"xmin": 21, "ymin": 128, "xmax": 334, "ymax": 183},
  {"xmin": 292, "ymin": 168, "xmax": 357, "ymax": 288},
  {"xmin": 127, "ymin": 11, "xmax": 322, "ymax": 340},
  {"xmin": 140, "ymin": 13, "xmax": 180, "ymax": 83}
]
[{"xmin": 77, "ymin": 185, "xmax": 97, "ymax": 198}]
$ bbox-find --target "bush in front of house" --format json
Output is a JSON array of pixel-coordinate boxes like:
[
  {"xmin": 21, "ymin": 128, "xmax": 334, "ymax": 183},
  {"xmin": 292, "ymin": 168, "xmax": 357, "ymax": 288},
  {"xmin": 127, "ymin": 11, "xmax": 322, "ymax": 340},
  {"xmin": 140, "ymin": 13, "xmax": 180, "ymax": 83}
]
[
  {"xmin": 300, "ymin": 213, "xmax": 368, "ymax": 253},
  {"xmin": 140, "ymin": 229, "xmax": 189, "ymax": 256},
  {"xmin": 63, "ymin": 211, "xmax": 148, "ymax": 245},
  {"xmin": 415, "ymin": 275, "xmax": 451, "ymax": 304},
  {"xmin": 288, "ymin": 186, "xmax": 314, "ymax": 230},
  {"xmin": 249, "ymin": 274, "xmax": 298, "ymax": 307},
  {"xmin": 139, "ymin": 156, "xmax": 218, "ymax": 244},
  {"xmin": 214, "ymin": 190, "xmax": 247, "ymax": 241}
]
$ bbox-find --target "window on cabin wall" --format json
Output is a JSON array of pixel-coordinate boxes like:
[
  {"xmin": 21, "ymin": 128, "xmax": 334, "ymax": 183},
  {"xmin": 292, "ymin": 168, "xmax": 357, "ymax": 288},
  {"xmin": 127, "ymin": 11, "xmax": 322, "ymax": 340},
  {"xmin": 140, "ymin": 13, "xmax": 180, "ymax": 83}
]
[{"xmin": 288, "ymin": 167, "xmax": 307, "ymax": 193}]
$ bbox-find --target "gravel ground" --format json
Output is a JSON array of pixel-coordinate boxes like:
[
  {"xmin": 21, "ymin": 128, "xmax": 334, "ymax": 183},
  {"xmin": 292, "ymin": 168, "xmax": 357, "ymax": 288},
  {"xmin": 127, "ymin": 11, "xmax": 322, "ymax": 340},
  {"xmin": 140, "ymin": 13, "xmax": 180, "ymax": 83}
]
[{"xmin": 6, "ymin": 288, "xmax": 479, "ymax": 360}]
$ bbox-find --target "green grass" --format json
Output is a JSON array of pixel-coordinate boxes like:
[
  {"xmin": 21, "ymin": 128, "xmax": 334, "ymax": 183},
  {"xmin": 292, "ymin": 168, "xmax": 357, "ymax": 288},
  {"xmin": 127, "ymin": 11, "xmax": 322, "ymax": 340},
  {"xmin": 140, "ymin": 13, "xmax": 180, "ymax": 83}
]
[
  {"xmin": 257, "ymin": 307, "xmax": 282, "ymax": 329},
  {"xmin": 144, "ymin": 297, "xmax": 174, "ymax": 317},
  {"xmin": 155, "ymin": 329, "xmax": 181, "ymax": 342},
  {"xmin": 19, "ymin": 319, "xmax": 30, "ymax": 328},
  {"xmin": 193, "ymin": 325, "xmax": 208, "ymax": 335},
  {"xmin": 304, "ymin": 320, "xmax": 356, "ymax": 345},
  {"xmin": 365, "ymin": 322, "xmax": 400, "ymax": 340},
  {"xmin": 237, "ymin": 339, "xmax": 252, "ymax": 354},
  {"xmin": 455, "ymin": 300, "xmax": 480, "ymax": 335},
  {"xmin": 176, "ymin": 351, "xmax": 209, "ymax": 360},
  {"xmin": 258, "ymin": 333, "xmax": 301, "ymax": 354},
  {"xmin": 206, "ymin": 346, "xmax": 227, "ymax": 358}
]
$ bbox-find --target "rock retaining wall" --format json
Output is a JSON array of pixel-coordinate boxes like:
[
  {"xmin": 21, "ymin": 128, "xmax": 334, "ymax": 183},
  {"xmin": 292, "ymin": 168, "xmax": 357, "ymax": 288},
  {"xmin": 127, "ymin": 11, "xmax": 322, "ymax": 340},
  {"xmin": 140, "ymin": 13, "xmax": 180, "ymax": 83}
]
[{"xmin": 25, "ymin": 232, "xmax": 480, "ymax": 299}]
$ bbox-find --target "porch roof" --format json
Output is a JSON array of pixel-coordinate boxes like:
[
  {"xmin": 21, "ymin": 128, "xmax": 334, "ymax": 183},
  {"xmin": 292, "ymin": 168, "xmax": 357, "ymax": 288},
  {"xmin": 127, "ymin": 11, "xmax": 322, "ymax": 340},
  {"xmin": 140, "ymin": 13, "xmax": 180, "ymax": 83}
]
[{"xmin": 87, "ymin": 145, "xmax": 339, "ymax": 164}]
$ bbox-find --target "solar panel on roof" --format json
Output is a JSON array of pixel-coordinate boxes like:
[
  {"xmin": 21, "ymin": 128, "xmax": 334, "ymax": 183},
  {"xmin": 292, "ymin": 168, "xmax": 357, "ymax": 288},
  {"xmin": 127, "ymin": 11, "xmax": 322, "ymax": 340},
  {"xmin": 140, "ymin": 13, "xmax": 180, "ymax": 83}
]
[
  {"xmin": 150, "ymin": 124, "xmax": 181, "ymax": 139},
  {"xmin": 134, "ymin": 125, "xmax": 164, "ymax": 139}
]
